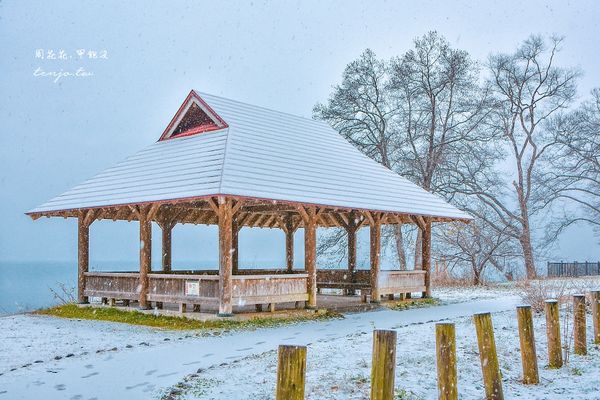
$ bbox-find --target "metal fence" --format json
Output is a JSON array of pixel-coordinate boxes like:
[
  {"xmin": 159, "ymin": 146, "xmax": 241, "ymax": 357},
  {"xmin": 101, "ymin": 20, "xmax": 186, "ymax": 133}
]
[{"xmin": 547, "ymin": 261, "xmax": 600, "ymax": 277}]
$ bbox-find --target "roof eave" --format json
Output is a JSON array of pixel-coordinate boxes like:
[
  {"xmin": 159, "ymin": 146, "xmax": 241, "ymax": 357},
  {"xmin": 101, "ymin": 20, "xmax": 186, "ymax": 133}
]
[{"xmin": 26, "ymin": 193, "xmax": 472, "ymax": 223}]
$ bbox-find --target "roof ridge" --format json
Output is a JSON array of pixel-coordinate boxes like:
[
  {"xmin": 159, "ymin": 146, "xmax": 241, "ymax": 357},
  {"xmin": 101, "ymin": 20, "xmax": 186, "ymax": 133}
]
[{"xmin": 197, "ymin": 91, "xmax": 330, "ymax": 128}]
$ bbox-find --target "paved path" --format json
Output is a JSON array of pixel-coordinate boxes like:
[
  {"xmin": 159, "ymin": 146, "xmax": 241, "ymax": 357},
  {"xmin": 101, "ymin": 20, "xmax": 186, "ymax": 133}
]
[{"xmin": 0, "ymin": 297, "xmax": 520, "ymax": 400}]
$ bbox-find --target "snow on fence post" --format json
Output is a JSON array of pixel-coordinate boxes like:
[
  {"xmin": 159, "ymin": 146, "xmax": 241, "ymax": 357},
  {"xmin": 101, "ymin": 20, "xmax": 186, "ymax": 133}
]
[
  {"xmin": 516, "ymin": 305, "xmax": 539, "ymax": 384},
  {"xmin": 473, "ymin": 312, "xmax": 504, "ymax": 400},
  {"xmin": 436, "ymin": 323, "xmax": 457, "ymax": 400},
  {"xmin": 276, "ymin": 345, "xmax": 307, "ymax": 400},
  {"xmin": 544, "ymin": 300, "xmax": 563, "ymax": 368},
  {"xmin": 371, "ymin": 329, "xmax": 397, "ymax": 400},
  {"xmin": 573, "ymin": 295, "xmax": 587, "ymax": 355},
  {"xmin": 592, "ymin": 291, "xmax": 600, "ymax": 344}
]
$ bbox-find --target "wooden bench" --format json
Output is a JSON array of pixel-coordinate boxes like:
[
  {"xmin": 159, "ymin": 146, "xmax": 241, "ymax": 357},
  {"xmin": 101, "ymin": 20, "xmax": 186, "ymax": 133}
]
[{"xmin": 317, "ymin": 281, "xmax": 372, "ymax": 302}]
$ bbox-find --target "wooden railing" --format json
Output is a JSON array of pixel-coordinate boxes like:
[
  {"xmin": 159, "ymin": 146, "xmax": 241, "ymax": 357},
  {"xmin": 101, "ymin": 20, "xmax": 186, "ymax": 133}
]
[
  {"xmin": 147, "ymin": 273, "xmax": 220, "ymax": 305},
  {"xmin": 232, "ymin": 274, "xmax": 308, "ymax": 305},
  {"xmin": 378, "ymin": 270, "xmax": 426, "ymax": 295},
  {"xmin": 84, "ymin": 272, "xmax": 140, "ymax": 300},
  {"xmin": 84, "ymin": 268, "xmax": 423, "ymax": 309},
  {"xmin": 84, "ymin": 271, "xmax": 308, "ymax": 308},
  {"xmin": 316, "ymin": 268, "xmax": 426, "ymax": 296},
  {"xmin": 317, "ymin": 269, "xmax": 370, "ymax": 287}
]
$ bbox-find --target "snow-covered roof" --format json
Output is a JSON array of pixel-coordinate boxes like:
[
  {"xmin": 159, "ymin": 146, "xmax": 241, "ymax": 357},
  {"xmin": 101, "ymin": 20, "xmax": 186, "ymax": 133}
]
[{"xmin": 28, "ymin": 90, "xmax": 471, "ymax": 221}]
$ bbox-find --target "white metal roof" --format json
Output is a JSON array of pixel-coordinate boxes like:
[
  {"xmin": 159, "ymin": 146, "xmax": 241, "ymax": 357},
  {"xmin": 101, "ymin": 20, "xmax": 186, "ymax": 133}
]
[{"xmin": 29, "ymin": 91, "xmax": 471, "ymax": 220}]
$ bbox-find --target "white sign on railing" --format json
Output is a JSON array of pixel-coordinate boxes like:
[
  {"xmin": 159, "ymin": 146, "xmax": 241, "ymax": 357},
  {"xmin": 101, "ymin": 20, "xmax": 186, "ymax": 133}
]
[{"xmin": 185, "ymin": 280, "xmax": 200, "ymax": 296}]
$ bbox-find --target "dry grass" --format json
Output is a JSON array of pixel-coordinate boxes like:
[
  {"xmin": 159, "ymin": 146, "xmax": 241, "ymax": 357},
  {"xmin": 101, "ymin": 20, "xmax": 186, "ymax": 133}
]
[
  {"xmin": 387, "ymin": 297, "xmax": 440, "ymax": 311},
  {"xmin": 516, "ymin": 277, "xmax": 599, "ymax": 313},
  {"xmin": 35, "ymin": 304, "xmax": 342, "ymax": 331},
  {"xmin": 432, "ymin": 275, "xmax": 476, "ymax": 287}
]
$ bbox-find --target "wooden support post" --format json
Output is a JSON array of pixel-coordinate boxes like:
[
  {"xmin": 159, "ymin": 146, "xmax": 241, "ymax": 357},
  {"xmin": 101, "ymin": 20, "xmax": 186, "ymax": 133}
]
[
  {"xmin": 232, "ymin": 218, "xmax": 239, "ymax": 274},
  {"xmin": 592, "ymin": 290, "xmax": 600, "ymax": 344},
  {"xmin": 369, "ymin": 213, "xmax": 382, "ymax": 303},
  {"xmin": 300, "ymin": 206, "xmax": 318, "ymax": 309},
  {"xmin": 516, "ymin": 305, "xmax": 539, "ymax": 384},
  {"xmin": 139, "ymin": 212, "xmax": 152, "ymax": 310},
  {"xmin": 422, "ymin": 219, "xmax": 432, "ymax": 298},
  {"xmin": 436, "ymin": 323, "xmax": 457, "ymax": 400},
  {"xmin": 276, "ymin": 345, "xmax": 307, "ymax": 400},
  {"xmin": 218, "ymin": 198, "xmax": 234, "ymax": 316},
  {"xmin": 473, "ymin": 312, "xmax": 503, "ymax": 400},
  {"xmin": 544, "ymin": 300, "xmax": 563, "ymax": 368},
  {"xmin": 108, "ymin": 298, "xmax": 115, "ymax": 307},
  {"xmin": 371, "ymin": 329, "xmax": 397, "ymax": 400},
  {"xmin": 285, "ymin": 213, "xmax": 295, "ymax": 273},
  {"xmin": 347, "ymin": 213, "xmax": 358, "ymax": 296},
  {"xmin": 269, "ymin": 303, "xmax": 276, "ymax": 313},
  {"xmin": 573, "ymin": 294, "xmax": 587, "ymax": 355},
  {"xmin": 77, "ymin": 214, "xmax": 91, "ymax": 304},
  {"xmin": 161, "ymin": 222, "xmax": 173, "ymax": 273}
]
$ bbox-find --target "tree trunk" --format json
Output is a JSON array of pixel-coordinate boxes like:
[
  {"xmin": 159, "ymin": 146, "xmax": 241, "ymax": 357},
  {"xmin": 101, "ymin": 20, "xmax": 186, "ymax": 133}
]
[
  {"xmin": 393, "ymin": 225, "xmax": 407, "ymax": 270},
  {"xmin": 472, "ymin": 267, "xmax": 481, "ymax": 286},
  {"xmin": 519, "ymin": 215, "xmax": 536, "ymax": 279}
]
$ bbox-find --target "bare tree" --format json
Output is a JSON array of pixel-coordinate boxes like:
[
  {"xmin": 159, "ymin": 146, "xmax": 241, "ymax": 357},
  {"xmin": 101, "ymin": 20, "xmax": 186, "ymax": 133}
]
[
  {"xmin": 387, "ymin": 31, "xmax": 494, "ymax": 267},
  {"xmin": 313, "ymin": 49, "xmax": 408, "ymax": 268},
  {"xmin": 460, "ymin": 35, "xmax": 580, "ymax": 279},
  {"xmin": 315, "ymin": 33, "xmax": 492, "ymax": 270},
  {"xmin": 543, "ymin": 89, "xmax": 600, "ymax": 238},
  {"xmin": 388, "ymin": 32, "xmax": 493, "ymax": 197},
  {"xmin": 436, "ymin": 204, "xmax": 518, "ymax": 284}
]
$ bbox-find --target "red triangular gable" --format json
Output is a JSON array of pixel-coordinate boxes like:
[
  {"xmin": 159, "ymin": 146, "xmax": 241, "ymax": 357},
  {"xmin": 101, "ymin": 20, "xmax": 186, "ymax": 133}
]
[{"xmin": 159, "ymin": 90, "xmax": 228, "ymax": 141}]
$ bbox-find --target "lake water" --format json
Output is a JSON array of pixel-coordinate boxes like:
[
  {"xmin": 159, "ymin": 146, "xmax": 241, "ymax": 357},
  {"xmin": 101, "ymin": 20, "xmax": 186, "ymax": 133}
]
[{"xmin": 0, "ymin": 262, "xmax": 79, "ymax": 315}]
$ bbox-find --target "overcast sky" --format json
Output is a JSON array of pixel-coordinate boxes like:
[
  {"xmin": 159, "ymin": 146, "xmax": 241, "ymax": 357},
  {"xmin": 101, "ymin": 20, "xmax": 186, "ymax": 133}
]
[{"xmin": 1, "ymin": 0, "xmax": 599, "ymax": 268}]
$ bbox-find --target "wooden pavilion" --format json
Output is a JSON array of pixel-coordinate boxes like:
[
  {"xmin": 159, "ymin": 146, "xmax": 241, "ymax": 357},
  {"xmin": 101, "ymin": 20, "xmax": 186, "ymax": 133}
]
[{"xmin": 28, "ymin": 90, "xmax": 471, "ymax": 316}]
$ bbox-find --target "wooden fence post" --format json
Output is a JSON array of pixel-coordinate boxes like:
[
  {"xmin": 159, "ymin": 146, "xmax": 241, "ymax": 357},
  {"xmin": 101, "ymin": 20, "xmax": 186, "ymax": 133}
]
[
  {"xmin": 276, "ymin": 345, "xmax": 307, "ymax": 400},
  {"xmin": 371, "ymin": 330, "xmax": 397, "ymax": 400},
  {"xmin": 436, "ymin": 323, "xmax": 457, "ymax": 400},
  {"xmin": 592, "ymin": 290, "xmax": 600, "ymax": 345},
  {"xmin": 516, "ymin": 305, "xmax": 538, "ymax": 384},
  {"xmin": 473, "ymin": 312, "xmax": 503, "ymax": 400},
  {"xmin": 544, "ymin": 300, "xmax": 563, "ymax": 368},
  {"xmin": 573, "ymin": 295, "xmax": 587, "ymax": 355}
]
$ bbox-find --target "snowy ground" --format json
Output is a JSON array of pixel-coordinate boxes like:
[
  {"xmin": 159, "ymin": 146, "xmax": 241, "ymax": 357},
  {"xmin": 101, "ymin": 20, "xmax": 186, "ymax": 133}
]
[
  {"xmin": 0, "ymin": 280, "xmax": 599, "ymax": 400},
  {"xmin": 434, "ymin": 284, "xmax": 515, "ymax": 304},
  {"xmin": 179, "ymin": 308, "xmax": 599, "ymax": 400}
]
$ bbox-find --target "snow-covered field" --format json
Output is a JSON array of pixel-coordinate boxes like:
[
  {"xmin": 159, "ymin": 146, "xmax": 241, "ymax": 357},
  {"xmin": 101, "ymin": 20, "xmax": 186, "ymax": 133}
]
[
  {"xmin": 0, "ymin": 279, "xmax": 599, "ymax": 400},
  {"xmin": 180, "ymin": 309, "xmax": 599, "ymax": 400}
]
